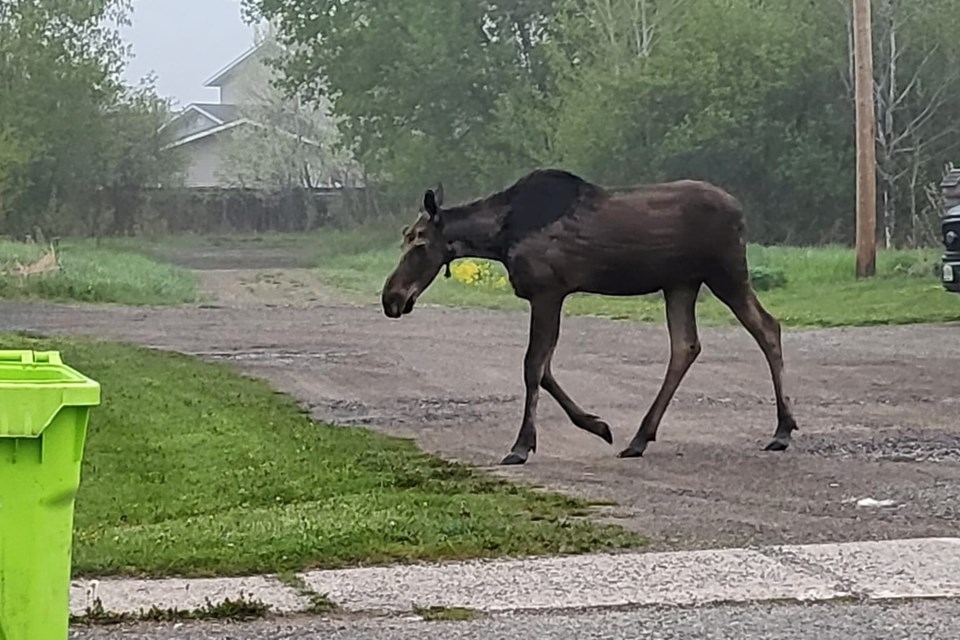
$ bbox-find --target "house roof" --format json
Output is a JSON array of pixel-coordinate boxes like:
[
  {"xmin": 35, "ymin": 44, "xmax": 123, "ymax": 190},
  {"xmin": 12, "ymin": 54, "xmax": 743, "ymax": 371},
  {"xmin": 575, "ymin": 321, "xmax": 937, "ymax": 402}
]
[
  {"xmin": 159, "ymin": 103, "xmax": 241, "ymax": 138},
  {"xmin": 163, "ymin": 117, "xmax": 324, "ymax": 151},
  {"xmin": 162, "ymin": 119, "xmax": 254, "ymax": 150},
  {"xmin": 162, "ymin": 40, "xmax": 319, "ymax": 150}
]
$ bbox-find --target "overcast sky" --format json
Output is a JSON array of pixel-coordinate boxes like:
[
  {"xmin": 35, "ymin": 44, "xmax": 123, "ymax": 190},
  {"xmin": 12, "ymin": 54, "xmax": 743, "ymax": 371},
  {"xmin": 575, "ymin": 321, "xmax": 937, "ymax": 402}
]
[{"xmin": 120, "ymin": 0, "xmax": 257, "ymax": 108}]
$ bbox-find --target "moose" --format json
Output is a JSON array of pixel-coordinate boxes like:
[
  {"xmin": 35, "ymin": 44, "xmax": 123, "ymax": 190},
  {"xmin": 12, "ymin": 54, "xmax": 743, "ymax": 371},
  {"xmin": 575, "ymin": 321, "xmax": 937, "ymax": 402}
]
[{"xmin": 381, "ymin": 169, "xmax": 798, "ymax": 465}]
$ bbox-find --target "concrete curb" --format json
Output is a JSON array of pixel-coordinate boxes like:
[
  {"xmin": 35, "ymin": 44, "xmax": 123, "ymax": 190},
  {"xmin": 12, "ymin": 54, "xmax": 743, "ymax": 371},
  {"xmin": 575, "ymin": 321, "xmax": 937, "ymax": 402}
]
[
  {"xmin": 70, "ymin": 575, "xmax": 308, "ymax": 617},
  {"xmin": 70, "ymin": 538, "xmax": 960, "ymax": 619}
]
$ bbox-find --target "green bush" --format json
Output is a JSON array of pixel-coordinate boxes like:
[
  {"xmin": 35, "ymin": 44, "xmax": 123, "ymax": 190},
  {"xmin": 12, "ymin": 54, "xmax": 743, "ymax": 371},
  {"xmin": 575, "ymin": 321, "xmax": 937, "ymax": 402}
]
[{"xmin": 749, "ymin": 266, "xmax": 788, "ymax": 291}]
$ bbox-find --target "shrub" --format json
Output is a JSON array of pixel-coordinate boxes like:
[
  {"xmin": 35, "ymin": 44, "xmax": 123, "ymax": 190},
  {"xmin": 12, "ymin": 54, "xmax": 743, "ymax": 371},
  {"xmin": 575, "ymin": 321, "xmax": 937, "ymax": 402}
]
[
  {"xmin": 749, "ymin": 265, "xmax": 788, "ymax": 291},
  {"xmin": 887, "ymin": 253, "xmax": 939, "ymax": 279}
]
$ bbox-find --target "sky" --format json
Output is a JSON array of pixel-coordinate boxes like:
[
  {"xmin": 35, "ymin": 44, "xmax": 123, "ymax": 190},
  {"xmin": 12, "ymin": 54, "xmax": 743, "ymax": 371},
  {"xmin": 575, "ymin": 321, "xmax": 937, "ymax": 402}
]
[{"xmin": 120, "ymin": 0, "xmax": 258, "ymax": 108}]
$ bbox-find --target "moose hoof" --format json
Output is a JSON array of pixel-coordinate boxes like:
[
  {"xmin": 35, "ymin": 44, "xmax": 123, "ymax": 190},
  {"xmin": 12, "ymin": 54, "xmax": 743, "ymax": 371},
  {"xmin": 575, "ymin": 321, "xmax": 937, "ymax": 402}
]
[
  {"xmin": 764, "ymin": 437, "xmax": 791, "ymax": 452},
  {"xmin": 616, "ymin": 445, "xmax": 645, "ymax": 459},
  {"xmin": 500, "ymin": 451, "xmax": 529, "ymax": 466},
  {"xmin": 617, "ymin": 436, "xmax": 651, "ymax": 459},
  {"xmin": 580, "ymin": 415, "xmax": 614, "ymax": 445}
]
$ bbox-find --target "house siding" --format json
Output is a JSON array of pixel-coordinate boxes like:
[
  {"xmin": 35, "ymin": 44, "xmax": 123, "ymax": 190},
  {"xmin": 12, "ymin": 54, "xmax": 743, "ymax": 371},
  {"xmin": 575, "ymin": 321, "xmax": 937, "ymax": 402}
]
[
  {"xmin": 218, "ymin": 77, "xmax": 243, "ymax": 105},
  {"xmin": 181, "ymin": 134, "xmax": 232, "ymax": 188},
  {"xmin": 217, "ymin": 66, "xmax": 258, "ymax": 105},
  {"xmin": 167, "ymin": 40, "xmax": 361, "ymax": 190},
  {"xmin": 210, "ymin": 42, "xmax": 275, "ymax": 105}
]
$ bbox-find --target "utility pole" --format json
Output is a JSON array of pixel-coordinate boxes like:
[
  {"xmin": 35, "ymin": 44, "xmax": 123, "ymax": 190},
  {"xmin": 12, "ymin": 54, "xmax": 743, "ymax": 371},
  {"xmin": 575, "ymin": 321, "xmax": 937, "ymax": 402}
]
[{"xmin": 853, "ymin": 0, "xmax": 877, "ymax": 278}]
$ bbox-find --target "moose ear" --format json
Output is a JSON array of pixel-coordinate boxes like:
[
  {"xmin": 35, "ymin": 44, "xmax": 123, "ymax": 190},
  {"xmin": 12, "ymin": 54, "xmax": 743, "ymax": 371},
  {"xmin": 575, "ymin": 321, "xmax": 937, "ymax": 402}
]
[
  {"xmin": 433, "ymin": 183, "xmax": 444, "ymax": 207},
  {"xmin": 423, "ymin": 189, "xmax": 440, "ymax": 219}
]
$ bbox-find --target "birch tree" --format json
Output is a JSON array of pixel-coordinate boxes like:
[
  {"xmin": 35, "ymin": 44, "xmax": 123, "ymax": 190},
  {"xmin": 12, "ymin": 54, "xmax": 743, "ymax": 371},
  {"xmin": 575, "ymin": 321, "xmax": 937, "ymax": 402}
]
[{"xmin": 838, "ymin": 0, "xmax": 960, "ymax": 247}]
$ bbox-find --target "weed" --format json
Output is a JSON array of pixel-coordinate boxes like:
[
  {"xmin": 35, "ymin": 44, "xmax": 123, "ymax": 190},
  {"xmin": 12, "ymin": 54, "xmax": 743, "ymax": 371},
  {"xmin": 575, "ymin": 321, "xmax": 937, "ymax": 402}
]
[
  {"xmin": 277, "ymin": 572, "xmax": 338, "ymax": 615},
  {"xmin": 70, "ymin": 593, "xmax": 271, "ymax": 626},
  {"xmin": 414, "ymin": 605, "xmax": 482, "ymax": 622}
]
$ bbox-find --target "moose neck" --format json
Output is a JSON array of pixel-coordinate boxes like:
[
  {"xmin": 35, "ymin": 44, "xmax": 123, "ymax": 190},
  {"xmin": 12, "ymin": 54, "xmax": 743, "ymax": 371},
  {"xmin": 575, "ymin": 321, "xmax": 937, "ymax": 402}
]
[{"xmin": 440, "ymin": 197, "xmax": 508, "ymax": 263}]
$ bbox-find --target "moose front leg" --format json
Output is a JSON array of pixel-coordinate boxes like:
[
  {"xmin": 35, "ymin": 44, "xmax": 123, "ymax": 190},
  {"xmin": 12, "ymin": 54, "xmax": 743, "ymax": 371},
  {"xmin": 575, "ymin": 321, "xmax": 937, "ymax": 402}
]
[{"xmin": 501, "ymin": 295, "xmax": 563, "ymax": 465}]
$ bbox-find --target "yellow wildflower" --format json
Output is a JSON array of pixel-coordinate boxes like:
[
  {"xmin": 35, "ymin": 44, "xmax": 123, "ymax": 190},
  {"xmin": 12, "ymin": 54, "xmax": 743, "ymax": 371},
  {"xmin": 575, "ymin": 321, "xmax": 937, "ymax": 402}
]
[{"xmin": 450, "ymin": 259, "xmax": 505, "ymax": 289}]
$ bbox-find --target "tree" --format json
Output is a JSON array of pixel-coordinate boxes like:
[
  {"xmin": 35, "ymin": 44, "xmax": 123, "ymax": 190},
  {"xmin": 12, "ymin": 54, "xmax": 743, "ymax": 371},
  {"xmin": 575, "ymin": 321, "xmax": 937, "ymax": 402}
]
[
  {"xmin": 244, "ymin": 0, "xmax": 559, "ymax": 204},
  {"xmin": 0, "ymin": 0, "xmax": 125, "ymax": 227},
  {"xmin": 546, "ymin": 0, "xmax": 688, "ymax": 72},
  {"xmin": 865, "ymin": 0, "xmax": 960, "ymax": 247},
  {"xmin": 217, "ymin": 35, "xmax": 362, "ymax": 193},
  {"xmin": 251, "ymin": 0, "xmax": 960, "ymax": 247},
  {"xmin": 95, "ymin": 77, "xmax": 185, "ymax": 237},
  {"xmin": 0, "ymin": 0, "xmax": 186, "ymax": 236},
  {"xmin": 546, "ymin": 0, "xmax": 855, "ymax": 243}
]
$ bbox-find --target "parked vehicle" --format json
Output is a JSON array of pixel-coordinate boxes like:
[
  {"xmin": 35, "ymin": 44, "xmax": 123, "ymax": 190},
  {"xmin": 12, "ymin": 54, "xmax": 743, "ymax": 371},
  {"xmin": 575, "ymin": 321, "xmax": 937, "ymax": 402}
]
[{"xmin": 941, "ymin": 168, "xmax": 960, "ymax": 293}]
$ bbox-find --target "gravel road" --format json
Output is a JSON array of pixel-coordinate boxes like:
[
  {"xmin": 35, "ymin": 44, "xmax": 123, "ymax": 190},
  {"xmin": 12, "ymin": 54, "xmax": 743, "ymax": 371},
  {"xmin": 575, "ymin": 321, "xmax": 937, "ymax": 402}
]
[{"xmin": 4, "ymin": 280, "xmax": 960, "ymax": 550}]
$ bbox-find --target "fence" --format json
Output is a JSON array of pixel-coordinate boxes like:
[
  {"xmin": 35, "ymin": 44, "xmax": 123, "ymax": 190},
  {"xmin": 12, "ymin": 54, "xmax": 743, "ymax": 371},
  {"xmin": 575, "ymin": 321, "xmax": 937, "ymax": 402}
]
[{"xmin": 131, "ymin": 186, "xmax": 377, "ymax": 235}]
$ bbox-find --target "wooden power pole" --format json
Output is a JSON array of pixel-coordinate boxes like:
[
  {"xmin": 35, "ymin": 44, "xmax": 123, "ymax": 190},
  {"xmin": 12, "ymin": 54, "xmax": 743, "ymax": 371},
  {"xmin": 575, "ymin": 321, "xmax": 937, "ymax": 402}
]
[{"xmin": 853, "ymin": 0, "xmax": 877, "ymax": 278}]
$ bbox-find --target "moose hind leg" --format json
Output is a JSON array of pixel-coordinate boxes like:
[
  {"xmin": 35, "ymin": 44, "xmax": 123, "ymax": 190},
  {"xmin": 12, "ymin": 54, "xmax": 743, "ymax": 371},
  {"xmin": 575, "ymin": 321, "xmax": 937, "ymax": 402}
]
[
  {"xmin": 619, "ymin": 286, "xmax": 701, "ymax": 458},
  {"xmin": 713, "ymin": 282, "xmax": 798, "ymax": 451},
  {"xmin": 541, "ymin": 360, "xmax": 614, "ymax": 445},
  {"xmin": 502, "ymin": 295, "xmax": 563, "ymax": 465}
]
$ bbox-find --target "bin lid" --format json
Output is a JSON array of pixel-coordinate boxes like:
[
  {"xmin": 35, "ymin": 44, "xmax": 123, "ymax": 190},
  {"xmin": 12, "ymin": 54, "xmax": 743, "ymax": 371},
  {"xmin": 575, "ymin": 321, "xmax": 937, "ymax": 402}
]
[{"xmin": 0, "ymin": 350, "xmax": 101, "ymax": 438}]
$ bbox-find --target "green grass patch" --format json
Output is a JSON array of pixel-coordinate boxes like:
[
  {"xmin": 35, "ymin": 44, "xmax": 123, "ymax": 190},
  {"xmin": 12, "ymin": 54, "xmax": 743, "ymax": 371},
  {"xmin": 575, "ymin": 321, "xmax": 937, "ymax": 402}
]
[
  {"xmin": 15, "ymin": 220, "xmax": 956, "ymax": 327},
  {"xmin": 0, "ymin": 334, "xmax": 642, "ymax": 578},
  {"xmin": 0, "ymin": 240, "xmax": 198, "ymax": 305},
  {"xmin": 312, "ymin": 230, "xmax": 960, "ymax": 328},
  {"xmin": 71, "ymin": 593, "xmax": 272, "ymax": 626},
  {"xmin": 414, "ymin": 605, "xmax": 482, "ymax": 622}
]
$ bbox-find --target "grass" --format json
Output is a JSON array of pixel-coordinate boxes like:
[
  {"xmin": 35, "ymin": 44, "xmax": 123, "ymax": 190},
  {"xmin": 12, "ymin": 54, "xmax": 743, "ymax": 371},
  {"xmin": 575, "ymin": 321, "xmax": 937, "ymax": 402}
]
[
  {"xmin": 7, "ymin": 216, "xmax": 955, "ymax": 327},
  {"xmin": 277, "ymin": 572, "xmax": 338, "ymax": 614},
  {"xmin": 71, "ymin": 594, "xmax": 272, "ymax": 626},
  {"xmin": 313, "ymin": 230, "xmax": 960, "ymax": 328},
  {"xmin": 0, "ymin": 334, "xmax": 643, "ymax": 578},
  {"xmin": 414, "ymin": 605, "xmax": 482, "ymax": 622},
  {"xmin": 0, "ymin": 239, "xmax": 198, "ymax": 305}
]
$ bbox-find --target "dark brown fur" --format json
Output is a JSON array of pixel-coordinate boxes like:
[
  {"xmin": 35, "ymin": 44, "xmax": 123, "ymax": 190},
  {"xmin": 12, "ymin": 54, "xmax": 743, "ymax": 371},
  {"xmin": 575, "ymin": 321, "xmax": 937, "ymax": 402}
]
[{"xmin": 381, "ymin": 169, "xmax": 798, "ymax": 464}]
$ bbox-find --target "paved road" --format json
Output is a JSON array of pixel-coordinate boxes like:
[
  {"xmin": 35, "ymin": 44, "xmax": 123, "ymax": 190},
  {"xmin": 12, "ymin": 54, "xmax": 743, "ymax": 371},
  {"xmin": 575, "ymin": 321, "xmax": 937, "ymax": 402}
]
[{"xmin": 72, "ymin": 599, "xmax": 960, "ymax": 639}]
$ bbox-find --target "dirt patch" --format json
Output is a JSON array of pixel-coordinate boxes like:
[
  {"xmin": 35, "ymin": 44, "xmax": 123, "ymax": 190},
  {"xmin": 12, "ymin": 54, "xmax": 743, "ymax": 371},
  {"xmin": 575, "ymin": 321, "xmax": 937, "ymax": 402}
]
[
  {"xmin": 148, "ymin": 238, "xmax": 318, "ymax": 271},
  {"xmin": 196, "ymin": 269, "xmax": 363, "ymax": 308},
  {"xmin": 2, "ymin": 294, "xmax": 960, "ymax": 552}
]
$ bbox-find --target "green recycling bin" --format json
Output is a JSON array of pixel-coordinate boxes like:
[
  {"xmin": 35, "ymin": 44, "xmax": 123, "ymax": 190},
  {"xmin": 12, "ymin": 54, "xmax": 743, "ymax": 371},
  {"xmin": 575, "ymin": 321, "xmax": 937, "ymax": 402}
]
[{"xmin": 0, "ymin": 350, "xmax": 100, "ymax": 640}]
